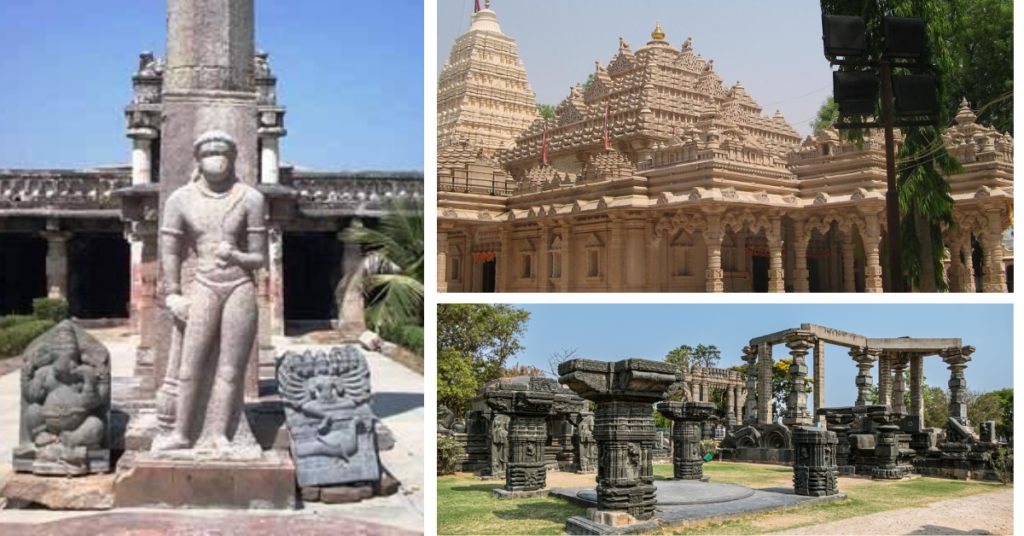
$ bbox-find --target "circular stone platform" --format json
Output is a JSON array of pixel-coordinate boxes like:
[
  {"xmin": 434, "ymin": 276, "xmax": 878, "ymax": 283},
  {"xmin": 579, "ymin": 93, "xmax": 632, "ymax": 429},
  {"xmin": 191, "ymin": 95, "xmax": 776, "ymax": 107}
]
[{"xmin": 577, "ymin": 480, "xmax": 754, "ymax": 506}]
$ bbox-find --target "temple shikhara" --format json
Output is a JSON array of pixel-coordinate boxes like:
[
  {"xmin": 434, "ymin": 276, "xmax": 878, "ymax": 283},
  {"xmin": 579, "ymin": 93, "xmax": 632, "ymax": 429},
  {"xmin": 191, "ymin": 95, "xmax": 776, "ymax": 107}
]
[
  {"xmin": 437, "ymin": 5, "xmax": 1013, "ymax": 293},
  {"xmin": 0, "ymin": 52, "xmax": 423, "ymax": 323}
]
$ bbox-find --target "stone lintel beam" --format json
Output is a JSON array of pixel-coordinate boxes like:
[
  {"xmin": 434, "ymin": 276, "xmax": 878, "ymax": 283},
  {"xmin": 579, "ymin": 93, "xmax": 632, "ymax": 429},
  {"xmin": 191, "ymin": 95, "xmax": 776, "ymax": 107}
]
[
  {"xmin": 866, "ymin": 338, "xmax": 962, "ymax": 352},
  {"xmin": 558, "ymin": 358, "xmax": 684, "ymax": 403},
  {"xmin": 800, "ymin": 323, "xmax": 867, "ymax": 347}
]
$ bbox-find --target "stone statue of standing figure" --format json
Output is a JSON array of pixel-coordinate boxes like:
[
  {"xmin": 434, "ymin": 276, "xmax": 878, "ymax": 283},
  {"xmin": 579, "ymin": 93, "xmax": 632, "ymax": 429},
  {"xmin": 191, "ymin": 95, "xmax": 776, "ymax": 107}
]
[{"xmin": 151, "ymin": 130, "xmax": 266, "ymax": 458}]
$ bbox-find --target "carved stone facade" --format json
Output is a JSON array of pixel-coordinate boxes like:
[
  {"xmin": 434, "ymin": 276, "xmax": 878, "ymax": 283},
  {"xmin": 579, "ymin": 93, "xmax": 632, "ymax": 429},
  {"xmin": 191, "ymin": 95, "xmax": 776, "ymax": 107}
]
[{"xmin": 437, "ymin": 10, "xmax": 1014, "ymax": 294}]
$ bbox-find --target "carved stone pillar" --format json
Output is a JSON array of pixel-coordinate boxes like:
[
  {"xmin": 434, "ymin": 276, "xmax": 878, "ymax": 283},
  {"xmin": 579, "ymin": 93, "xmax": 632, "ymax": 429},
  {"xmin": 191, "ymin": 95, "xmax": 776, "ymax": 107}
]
[
  {"xmin": 486, "ymin": 389, "xmax": 555, "ymax": 497},
  {"xmin": 843, "ymin": 231, "xmax": 856, "ymax": 293},
  {"xmin": 258, "ymin": 129, "xmax": 283, "ymax": 185},
  {"xmin": 783, "ymin": 331, "xmax": 812, "ymax": 426},
  {"xmin": 726, "ymin": 386, "xmax": 736, "ymax": 426},
  {"xmin": 268, "ymin": 225, "xmax": 285, "ymax": 336},
  {"xmin": 608, "ymin": 216, "xmax": 625, "ymax": 292},
  {"xmin": 561, "ymin": 222, "xmax": 574, "ymax": 293},
  {"xmin": 437, "ymin": 231, "xmax": 449, "ymax": 294},
  {"xmin": 890, "ymin": 356, "xmax": 909, "ymax": 415},
  {"xmin": 336, "ymin": 220, "xmax": 365, "ymax": 337},
  {"xmin": 910, "ymin": 355, "xmax": 924, "ymax": 423},
  {"xmin": 792, "ymin": 220, "xmax": 810, "ymax": 293},
  {"xmin": 757, "ymin": 342, "xmax": 773, "ymax": 423},
  {"xmin": 946, "ymin": 237, "xmax": 962, "ymax": 293},
  {"xmin": 127, "ymin": 222, "xmax": 159, "ymax": 337},
  {"xmin": 818, "ymin": 409, "xmax": 858, "ymax": 475},
  {"xmin": 625, "ymin": 217, "xmax": 646, "ymax": 292},
  {"xmin": 792, "ymin": 426, "xmax": 839, "ymax": 496},
  {"xmin": 129, "ymin": 133, "xmax": 157, "ymax": 185},
  {"xmin": 850, "ymin": 346, "xmax": 879, "ymax": 407},
  {"xmin": 871, "ymin": 415, "xmax": 904, "ymax": 480},
  {"xmin": 42, "ymin": 230, "xmax": 71, "ymax": 300},
  {"xmin": 940, "ymin": 346, "xmax": 975, "ymax": 425},
  {"xmin": 877, "ymin": 354, "xmax": 892, "ymax": 407},
  {"xmin": 768, "ymin": 216, "xmax": 786, "ymax": 292},
  {"xmin": 960, "ymin": 239, "xmax": 977, "ymax": 293},
  {"xmin": 703, "ymin": 212, "xmax": 725, "ymax": 293},
  {"xmin": 538, "ymin": 224, "xmax": 551, "ymax": 293},
  {"xmin": 862, "ymin": 212, "xmax": 884, "ymax": 292},
  {"xmin": 559, "ymin": 358, "xmax": 683, "ymax": 526},
  {"xmin": 657, "ymin": 401, "xmax": 716, "ymax": 480},
  {"xmin": 742, "ymin": 346, "xmax": 758, "ymax": 424},
  {"xmin": 648, "ymin": 229, "xmax": 662, "ymax": 292},
  {"xmin": 813, "ymin": 338, "xmax": 825, "ymax": 425}
]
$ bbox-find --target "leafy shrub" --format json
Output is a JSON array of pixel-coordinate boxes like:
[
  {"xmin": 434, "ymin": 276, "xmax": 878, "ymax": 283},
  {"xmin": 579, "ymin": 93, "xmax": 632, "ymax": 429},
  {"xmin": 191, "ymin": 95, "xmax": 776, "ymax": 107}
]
[
  {"xmin": 32, "ymin": 298, "xmax": 69, "ymax": 322},
  {"xmin": 0, "ymin": 319, "xmax": 56, "ymax": 358},
  {"xmin": 700, "ymin": 439, "xmax": 719, "ymax": 461},
  {"xmin": 437, "ymin": 435, "xmax": 465, "ymax": 476},
  {"xmin": 0, "ymin": 315, "xmax": 36, "ymax": 330},
  {"xmin": 380, "ymin": 323, "xmax": 424, "ymax": 353},
  {"xmin": 989, "ymin": 447, "xmax": 1013, "ymax": 485}
]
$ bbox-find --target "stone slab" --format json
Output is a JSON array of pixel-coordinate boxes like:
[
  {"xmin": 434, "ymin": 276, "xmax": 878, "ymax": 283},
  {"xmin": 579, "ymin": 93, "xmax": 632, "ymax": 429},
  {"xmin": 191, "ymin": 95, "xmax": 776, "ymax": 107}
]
[
  {"xmin": 865, "ymin": 338, "xmax": 961, "ymax": 351},
  {"xmin": 565, "ymin": 515, "xmax": 662, "ymax": 535},
  {"xmin": 562, "ymin": 480, "xmax": 752, "ymax": 508},
  {"xmin": 492, "ymin": 487, "xmax": 551, "ymax": 500},
  {"xmin": 800, "ymin": 324, "xmax": 867, "ymax": 347},
  {"xmin": 553, "ymin": 484, "xmax": 847, "ymax": 530},
  {"xmin": 666, "ymin": 476, "xmax": 711, "ymax": 483},
  {"xmin": 113, "ymin": 450, "xmax": 296, "ymax": 509},
  {"xmin": 1, "ymin": 473, "xmax": 114, "ymax": 510}
]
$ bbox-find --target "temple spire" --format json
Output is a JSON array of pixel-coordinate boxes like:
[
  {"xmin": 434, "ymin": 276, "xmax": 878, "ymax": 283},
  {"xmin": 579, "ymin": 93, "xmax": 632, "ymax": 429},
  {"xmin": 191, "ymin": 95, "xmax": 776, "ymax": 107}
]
[{"xmin": 652, "ymin": 21, "xmax": 665, "ymax": 40}]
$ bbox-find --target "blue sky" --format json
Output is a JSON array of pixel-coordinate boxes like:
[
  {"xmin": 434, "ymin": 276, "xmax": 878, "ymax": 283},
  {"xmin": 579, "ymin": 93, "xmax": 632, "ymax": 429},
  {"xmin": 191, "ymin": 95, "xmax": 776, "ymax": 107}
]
[
  {"xmin": 438, "ymin": 0, "xmax": 833, "ymax": 138},
  {"xmin": 495, "ymin": 304, "xmax": 1012, "ymax": 415},
  {"xmin": 0, "ymin": 2, "xmax": 424, "ymax": 171}
]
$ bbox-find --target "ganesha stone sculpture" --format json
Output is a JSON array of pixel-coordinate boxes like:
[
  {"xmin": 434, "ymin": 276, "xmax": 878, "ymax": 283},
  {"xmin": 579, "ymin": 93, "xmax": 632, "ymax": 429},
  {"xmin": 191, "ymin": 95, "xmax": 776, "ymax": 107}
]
[
  {"xmin": 14, "ymin": 320, "xmax": 111, "ymax": 475},
  {"xmin": 150, "ymin": 130, "xmax": 266, "ymax": 459},
  {"xmin": 277, "ymin": 346, "xmax": 382, "ymax": 487}
]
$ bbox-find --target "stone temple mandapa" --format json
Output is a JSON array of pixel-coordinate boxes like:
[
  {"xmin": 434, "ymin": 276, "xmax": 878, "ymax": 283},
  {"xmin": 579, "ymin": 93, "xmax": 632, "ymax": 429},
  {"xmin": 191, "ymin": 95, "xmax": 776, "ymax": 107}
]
[{"xmin": 436, "ymin": 6, "xmax": 1013, "ymax": 293}]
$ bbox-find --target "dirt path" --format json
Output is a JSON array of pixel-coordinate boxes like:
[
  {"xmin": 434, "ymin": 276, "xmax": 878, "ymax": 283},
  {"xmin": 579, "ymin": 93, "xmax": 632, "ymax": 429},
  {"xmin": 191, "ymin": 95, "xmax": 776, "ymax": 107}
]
[{"xmin": 777, "ymin": 488, "xmax": 1013, "ymax": 535}]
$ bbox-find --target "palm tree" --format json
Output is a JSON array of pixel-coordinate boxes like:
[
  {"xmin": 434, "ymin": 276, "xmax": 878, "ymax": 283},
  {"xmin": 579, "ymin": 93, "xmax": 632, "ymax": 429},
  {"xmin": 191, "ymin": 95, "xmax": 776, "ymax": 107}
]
[{"xmin": 338, "ymin": 198, "xmax": 424, "ymax": 336}]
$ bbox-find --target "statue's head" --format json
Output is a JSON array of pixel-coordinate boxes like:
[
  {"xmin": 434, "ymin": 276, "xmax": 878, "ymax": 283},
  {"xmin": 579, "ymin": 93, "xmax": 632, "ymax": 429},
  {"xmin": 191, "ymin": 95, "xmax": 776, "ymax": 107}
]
[{"xmin": 193, "ymin": 130, "xmax": 237, "ymax": 185}]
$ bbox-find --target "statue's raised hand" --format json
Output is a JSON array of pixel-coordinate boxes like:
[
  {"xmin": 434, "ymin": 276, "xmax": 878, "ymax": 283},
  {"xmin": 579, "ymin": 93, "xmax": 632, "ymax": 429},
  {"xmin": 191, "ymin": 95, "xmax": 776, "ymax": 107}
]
[
  {"xmin": 215, "ymin": 241, "xmax": 238, "ymax": 269},
  {"xmin": 166, "ymin": 294, "xmax": 191, "ymax": 322}
]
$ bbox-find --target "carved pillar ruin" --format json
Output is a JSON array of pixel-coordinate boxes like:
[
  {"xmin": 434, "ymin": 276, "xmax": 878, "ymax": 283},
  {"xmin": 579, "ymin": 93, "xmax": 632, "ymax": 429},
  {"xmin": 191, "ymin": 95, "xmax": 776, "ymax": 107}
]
[
  {"xmin": 877, "ymin": 354, "xmax": 892, "ymax": 407},
  {"xmin": 437, "ymin": 231, "xmax": 448, "ymax": 293},
  {"xmin": 843, "ymin": 231, "xmax": 856, "ymax": 293},
  {"xmin": 792, "ymin": 219, "xmax": 810, "ymax": 293},
  {"xmin": 757, "ymin": 342, "xmax": 773, "ymax": 423},
  {"xmin": 726, "ymin": 385, "xmax": 736, "ymax": 426},
  {"xmin": 559, "ymin": 358, "xmax": 683, "ymax": 525},
  {"xmin": 862, "ymin": 212, "xmax": 884, "ymax": 292},
  {"xmin": 851, "ymin": 347, "xmax": 878, "ymax": 407},
  {"xmin": 768, "ymin": 216, "xmax": 785, "ymax": 293},
  {"xmin": 940, "ymin": 346, "xmax": 975, "ymax": 425},
  {"xmin": 818, "ymin": 409, "xmax": 857, "ymax": 475},
  {"xmin": 484, "ymin": 388, "xmax": 556, "ymax": 497},
  {"xmin": 872, "ymin": 418, "xmax": 904, "ymax": 480},
  {"xmin": 703, "ymin": 210, "xmax": 725, "ymax": 293},
  {"xmin": 42, "ymin": 230, "xmax": 71, "ymax": 300},
  {"xmin": 910, "ymin": 355, "xmax": 924, "ymax": 423},
  {"xmin": 783, "ymin": 331, "xmax": 812, "ymax": 426},
  {"xmin": 742, "ymin": 346, "xmax": 758, "ymax": 424},
  {"xmin": 813, "ymin": 338, "xmax": 825, "ymax": 425},
  {"xmin": 890, "ymin": 356, "xmax": 909, "ymax": 415},
  {"xmin": 657, "ymin": 401, "xmax": 716, "ymax": 480},
  {"xmin": 792, "ymin": 426, "xmax": 839, "ymax": 496}
]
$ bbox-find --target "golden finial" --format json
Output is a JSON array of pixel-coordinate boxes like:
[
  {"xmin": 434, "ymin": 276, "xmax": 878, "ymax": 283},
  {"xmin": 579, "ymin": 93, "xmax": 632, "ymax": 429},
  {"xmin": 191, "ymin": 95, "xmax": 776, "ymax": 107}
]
[{"xmin": 652, "ymin": 21, "xmax": 665, "ymax": 40}]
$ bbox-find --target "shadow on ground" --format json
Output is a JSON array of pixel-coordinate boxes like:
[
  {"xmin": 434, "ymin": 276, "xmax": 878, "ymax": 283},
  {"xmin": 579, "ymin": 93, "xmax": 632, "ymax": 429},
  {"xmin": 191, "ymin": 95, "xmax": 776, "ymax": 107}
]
[{"xmin": 372, "ymin": 392, "xmax": 424, "ymax": 419}]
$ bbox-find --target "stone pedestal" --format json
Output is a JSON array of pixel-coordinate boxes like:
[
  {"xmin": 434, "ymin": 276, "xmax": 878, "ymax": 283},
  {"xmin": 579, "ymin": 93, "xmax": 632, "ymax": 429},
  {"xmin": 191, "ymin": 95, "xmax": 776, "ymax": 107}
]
[
  {"xmin": 657, "ymin": 401, "xmax": 716, "ymax": 481},
  {"xmin": 792, "ymin": 426, "xmax": 839, "ymax": 496},
  {"xmin": 559, "ymin": 358, "xmax": 684, "ymax": 526},
  {"xmin": 870, "ymin": 414, "xmax": 904, "ymax": 481},
  {"xmin": 113, "ymin": 451, "xmax": 296, "ymax": 509}
]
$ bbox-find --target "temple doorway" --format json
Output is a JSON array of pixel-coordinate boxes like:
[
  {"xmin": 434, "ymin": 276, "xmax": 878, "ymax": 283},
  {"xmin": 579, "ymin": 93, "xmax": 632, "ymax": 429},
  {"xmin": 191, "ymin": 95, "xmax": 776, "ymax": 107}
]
[
  {"xmin": 482, "ymin": 260, "xmax": 496, "ymax": 293},
  {"xmin": 68, "ymin": 233, "xmax": 130, "ymax": 318},
  {"xmin": 283, "ymin": 232, "xmax": 343, "ymax": 321},
  {"xmin": 0, "ymin": 234, "xmax": 47, "ymax": 315},
  {"xmin": 751, "ymin": 255, "xmax": 769, "ymax": 293}
]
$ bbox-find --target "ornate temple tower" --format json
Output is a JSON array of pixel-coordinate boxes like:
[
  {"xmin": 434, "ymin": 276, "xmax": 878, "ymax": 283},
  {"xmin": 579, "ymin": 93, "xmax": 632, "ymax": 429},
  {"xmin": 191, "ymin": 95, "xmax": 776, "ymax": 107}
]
[{"xmin": 436, "ymin": 1, "xmax": 540, "ymax": 154}]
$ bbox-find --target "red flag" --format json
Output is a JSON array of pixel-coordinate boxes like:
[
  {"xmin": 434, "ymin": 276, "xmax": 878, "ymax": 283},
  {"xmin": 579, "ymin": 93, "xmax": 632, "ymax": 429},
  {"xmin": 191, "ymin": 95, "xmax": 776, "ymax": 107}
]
[
  {"xmin": 603, "ymin": 105, "xmax": 610, "ymax": 151},
  {"xmin": 542, "ymin": 123, "xmax": 548, "ymax": 165},
  {"xmin": 475, "ymin": 0, "xmax": 481, "ymax": 12}
]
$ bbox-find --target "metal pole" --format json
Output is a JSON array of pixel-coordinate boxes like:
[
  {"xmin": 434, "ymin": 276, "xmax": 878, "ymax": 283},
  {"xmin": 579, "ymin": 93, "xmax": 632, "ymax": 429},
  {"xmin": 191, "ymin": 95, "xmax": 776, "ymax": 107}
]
[{"xmin": 880, "ymin": 59, "xmax": 904, "ymax": 292}]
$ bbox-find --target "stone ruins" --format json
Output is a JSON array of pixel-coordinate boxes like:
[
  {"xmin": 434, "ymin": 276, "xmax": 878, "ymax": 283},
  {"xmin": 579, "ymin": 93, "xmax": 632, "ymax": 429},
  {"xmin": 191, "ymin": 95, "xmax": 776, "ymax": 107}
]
[{"xmin": 436, "ymin": 5, "xmax": 1013, "ymax": 293}]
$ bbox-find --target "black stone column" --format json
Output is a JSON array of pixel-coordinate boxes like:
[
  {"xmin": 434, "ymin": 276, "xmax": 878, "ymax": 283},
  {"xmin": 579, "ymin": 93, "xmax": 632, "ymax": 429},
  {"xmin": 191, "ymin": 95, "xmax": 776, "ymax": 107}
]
[
  {"xmin": 817, "ymin": 408, "xmax": 857, "ymax": 475},
  {"xmin": 657, "ymin": 401, "xmax": 716, "ymax": 480},
  {"xmin": 868, "ymin": 407, "xmax": 904, "ymax": 480},
  {"xmin": 484, "ymin": 386, "xmax": 555, "ymax": 498},
  {"xmin": 792, "ymin": 426, "xmax": 839, "ymax": 496},
  {"xmin": 560, "ymin": 358, "xmax": 684, "ymax": 527}
]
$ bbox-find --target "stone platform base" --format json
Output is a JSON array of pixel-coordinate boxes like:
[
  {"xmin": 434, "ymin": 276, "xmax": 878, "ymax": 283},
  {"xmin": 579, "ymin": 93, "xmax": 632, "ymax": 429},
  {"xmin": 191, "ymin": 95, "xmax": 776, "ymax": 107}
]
[
  {"xmin": 1, "ymin": 473, "xmax": 114, "ymax": 510},
  {"xmin": 565, "ymin": 515, "xmax": 660, "ymax": 535},
  {"xmin": 667, "ymin": 476, "xmax": 711, "ymax": 483},
  {"xmin": 300, "ymin": 471, "xmax": 402, "ymax": 504},
  {"xmin": 492, "ymin": 488, "xmax": 551, "ymax": 500},
  {"xmin": 113, "ymin": 450, "xmax": 296, "ymax": 509}
]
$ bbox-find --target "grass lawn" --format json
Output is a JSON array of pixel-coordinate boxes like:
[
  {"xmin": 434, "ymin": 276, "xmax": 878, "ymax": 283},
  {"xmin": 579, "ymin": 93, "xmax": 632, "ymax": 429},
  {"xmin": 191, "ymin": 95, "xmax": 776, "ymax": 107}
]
[{"xmin": 437, "ymin": 463, "xmax": 1010, "ymax": 536}]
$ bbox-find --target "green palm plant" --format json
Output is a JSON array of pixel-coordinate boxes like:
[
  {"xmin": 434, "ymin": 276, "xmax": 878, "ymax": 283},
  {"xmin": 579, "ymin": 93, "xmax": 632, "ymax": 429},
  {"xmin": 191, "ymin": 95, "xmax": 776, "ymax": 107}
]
[{"xmin": 340, "ymin": 198, "xmax": 424, "ymax": 334}]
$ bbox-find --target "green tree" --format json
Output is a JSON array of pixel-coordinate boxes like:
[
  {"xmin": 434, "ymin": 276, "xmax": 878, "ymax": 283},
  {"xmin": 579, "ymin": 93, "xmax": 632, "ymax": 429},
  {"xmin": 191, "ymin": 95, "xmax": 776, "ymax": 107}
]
[
  {"xmin": 537, "ymin": 104, "xmax": 556, "ymax": 119},
  {"xmin": 502, "ymin": 363, "xmax": 546, "ymax": 378},
  {"xmin": 341, "ymin": 199, "xmax": 423, "ymax": 332},
  {"xmin": 924, "ymin": 386, "xmax": 949, "ymax": 428},
  {"xmin": 993, "ymin": 388, "xmax": 1013, "ymax": 439},
  {"xmin": 730, "ymin": 360, "xmax": 813, "ymax": 420},
  {"xmin": 437, "ymin": 304, "xmax": 532, "ymax": 416},
  {"xmin": 583, "ymin": 73, "xmax": 595, "ymax": 90},
  {"xmin": 664, "ymin": 344, "xmax": 722, "ymax": 406},
  {"xmin": 811, "ymin": 96, "xmax": 839, "ymax": 135},
  {"xmin": 965, "ymin": 388, "xmax": 1002, "ymax": 429}
]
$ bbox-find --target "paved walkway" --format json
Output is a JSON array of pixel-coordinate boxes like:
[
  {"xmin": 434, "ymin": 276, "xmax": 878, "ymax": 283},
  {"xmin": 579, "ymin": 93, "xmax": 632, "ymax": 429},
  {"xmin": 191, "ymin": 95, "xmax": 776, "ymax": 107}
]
[
  {"xmin": 777, "ymin": 488, "xmax": 1014, "ymax": 535},
  {"xmin": 0, "ymin": 329, "xmax": 424, "ymax": 535}
]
